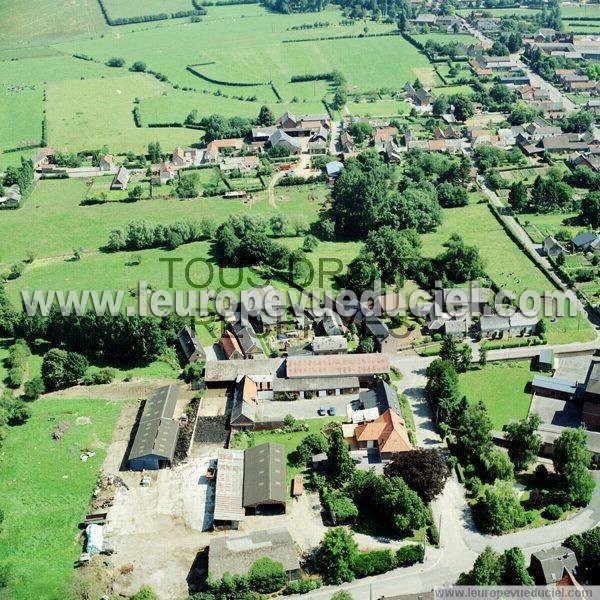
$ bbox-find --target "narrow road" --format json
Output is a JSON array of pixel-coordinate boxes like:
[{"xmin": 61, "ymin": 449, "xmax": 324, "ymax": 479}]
[
  {"xmin": 267, "ymin": 170, "xmax": 286, "ymax": 207},
  {"xmin": 329, "ymin": 120, "xmax": 342, "ymax": 155}
]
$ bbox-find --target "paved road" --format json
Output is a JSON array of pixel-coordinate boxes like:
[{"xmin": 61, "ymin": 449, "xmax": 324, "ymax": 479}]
[{"xmin": 329, "ymin": 120, "xmax": 342, "ymax": 155}]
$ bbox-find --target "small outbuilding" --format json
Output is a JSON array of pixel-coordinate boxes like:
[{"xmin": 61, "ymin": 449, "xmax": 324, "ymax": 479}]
[{"xmin": 539, "ymin": 348, "xmax": 555, "ymax": 372}]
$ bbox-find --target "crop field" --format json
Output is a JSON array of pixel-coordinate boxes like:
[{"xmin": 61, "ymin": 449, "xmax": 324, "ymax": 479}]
[
  {"xmin": 103, "ymin": 0, "xmax": 195, "ymax": 19},
  {"xmin": 459, "ymin": 361, "xmax": 535, "ymax": 429},
  {"xmin": 0, "ymin": 83, "xmax": 43, "ymax": 152},
  {"xmin": 420, "ymin": 201, "xmax": 594, "ymax": 344},
  {"xmin": 0, "ymin": 396, "xmax": 121, "ymax": 600}
]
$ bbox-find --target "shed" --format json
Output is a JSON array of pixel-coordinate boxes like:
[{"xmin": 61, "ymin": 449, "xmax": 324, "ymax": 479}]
[
  {"xmin": 292, "ymin": 475, "xmax": 304, "ymax": 497},
  {"xmin": 539, "ymin": 348, "xmax": 555, "ymax": 372},
  {"xmin": 243, "ymin": 442, "xmax": 287, "ymax": 512},
  {"xmin": 532, "ymin": 375, "xmax": 577, "ymax": 400},
  {"xmin": 129, "ymin": 385, "xmax": 179, "ymax": 471},
  {"xmin": 213, "ymin": 448, "xmax": 245, "ymax": 530}
]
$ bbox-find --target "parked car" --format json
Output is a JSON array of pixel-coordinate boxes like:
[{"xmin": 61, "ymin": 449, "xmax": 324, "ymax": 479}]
[
  {"xmin": 327, "ymin": 406, "xmax": 336, "ymax": 416},
  {"xmin": 318, "ymin": 406, "xmax": 326, "ymax": 416}
]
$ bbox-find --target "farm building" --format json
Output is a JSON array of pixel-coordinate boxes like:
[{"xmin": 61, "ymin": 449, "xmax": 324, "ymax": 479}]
[
  {"xmin": 351, "ymin": 409, "xmax": 412, "ymax": 459},
  {"xmin": 285, "ymin": 353, "xmax": 390, "ymax": 382},
  {"xmin": 268, "ymin": 129, "xmax": 301, "ymax": 154},
  {"xmin": 213, "ymin": 448, "xmax": 245, "ymax": 530},
  {"xmin": 208, "ymin": 527, "xmax": 300, "ymax": 581},
  {"xmin": 129, "ymin": 385, "xmax": 180, "ymax": 471},
  {"xmin": 311, "ymin": 335, "xmax": 348, "ymax": 355},
  {"xmin": 351, "ymin": 380, "xmax": 401, "ymax": 424},
  {"xmin": 583, "ymin": 362, "xmax": 600, "ymax": 429},
  {"xmin": 272, "ymin": 375, "xmax": 359, "ymax": 400},
  {"xmin": 531, "ymin": 375, "xmax": 577, "ymax": 400},
  {"xmin": 230, "ymin": 321, "xmax": 263, "ymax": 359},
  {"xmin": 177, "ymin": 327, "xmax": 205, "ymax": 364},
  {"xmin": 243, "ymin": 443, "xmax": 287, "ymax": 513},
  {"xmin": 230, "ymin": 376, "xmax": 258, "ymax": 429},
  {"xmin": 110, "ymin": 166, "xmax": 130, "ymax": 190}
]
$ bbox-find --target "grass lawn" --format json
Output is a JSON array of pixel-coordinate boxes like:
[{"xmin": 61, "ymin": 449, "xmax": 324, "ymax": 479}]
[
  {"xmin": 0, "ymin": 397, "xmax": 122, "ymax": 600},
  {"xmin": 561, "ymin": 4, "xmax": 600, "ymax": 18},
  {"xmin": 420, "ymin": 202, "xmax": 594, "ymax": 344},
  {"xmin": 458, "ymin": 361, "xmax": 535, "ymax": 429},
  {"xmin": 230, "ymin": 417, "xmax": 344, "ymax": 496},
  {"xmin": 346, "ymin": 98, "xmax": 411, "ymax": 117},
  {"xmin": 519, "ymin": 212, "xmax": 580, "ymax": 244},
  {"xmin": 412, "ymin": 32, "xmax": 477, "ymax": 46}
]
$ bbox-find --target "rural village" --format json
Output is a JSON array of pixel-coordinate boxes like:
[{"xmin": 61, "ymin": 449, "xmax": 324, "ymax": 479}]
[{"xmin": 1, "ymin": 0, "xmax": 600, "ymax": 599}]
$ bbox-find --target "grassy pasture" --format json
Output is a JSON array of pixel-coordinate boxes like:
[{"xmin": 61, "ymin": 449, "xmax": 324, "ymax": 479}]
[
  {"xmin": 346, "ymin": 98, "xmax": 411, "ymax": 117},
  {"xmin": 0, "ymin": 0, "xmax": 107, "ymax": 50},
  {"xmin": 46, "ymin": 74, "xmax": 202, "ymax": 153},
  {"xmin": 0, "ymin": 397, "xmax": 121, "ymax": 600},
  {"xmin": 420, "ymin": 201, "xmax": 594, "ymax": 343},
  {"xmin": 0, "ymin": 83, "xmax": 43, "ymax": 151},
  {"xmin": 412, "ymin": 32, "xmax": 478, "ymax": 46},
  {"xmin": 458, "ymin": 361, "xmax": 534, "ymax": 429},
  {"xmin": 561, "ymin": 4, "xmax": 600, "ymax": 18},
  {"xmin": 0, "ymin": 178, "xmax": 327, "ymax": 264},
  {"xmin": 103, "ymin": 0, "xmax": 195, "ymax": 19},
  {"xmin": 456, "ymin": 7, "xmax": 540, "ymax": 16}
]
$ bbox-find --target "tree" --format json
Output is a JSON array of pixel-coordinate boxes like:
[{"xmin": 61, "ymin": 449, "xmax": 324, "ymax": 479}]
[
  {"xmin": 503, "ymin": 414, "xmax": 541, "ymax": 472},
  {"xmin": 500, "ymin": 547, "xmax": 534, "ymax": 585},
  {"xmin": 508, "ymin": 181, "xmax": 528, "ymax": 212},
  {"xmin": 41, "ymin": 348, "xmax": 89, "ymax": 390},
  {"xmin": 327, "ymin": 427, "xmax": 355, "ymax": 486},
  {"xmin": 478, "ymin": 345, "xmax": 487, "ymax": 368},
  {"xmin": 530, "ymin": 175, "xmax": 573, "ymax": 213},
  {"xmin": 458, "ymin": 546, "xmax": 501, "ymax": 585},
  {"xmin": 248, "ymin": 557, "xmax": 286, "ymax": 593},
  {"xmin": 331, "ymin": 591, "xmax": 354, "ymax": 600},
  {"xmin": 23, "ymin": 376, "xmax": 45, "ymax": 401},
  {"xmin": 580, "ymin": 191, "xmax": 600, "ymax": 229},
  {"xmin": 553, "ymin": 428, "xmax": 595, "ymax": 505},
  {"xmin": 472, "ymin": 481, "xmax": 526, "ymax": 534},
  {"xmin": 269, "ymin": 213, "xmax": 289, "ymax": 236},
  {"xmin": 363, "ymin": 226, "xmax": 421, "ymax": 285},
  {"xmin": 564, "ymin": 526, "xmax": 600, "ymax": 584},
  {"xmin": 127, "ymin": 184, "xmax": 143, "ymax": 202},
  {"xmin": 436, "ymin": 234, "xmax": 485, "ymax": 283},
  {"xmin": 437, "ymin": 182, "xmax": 467, "ymax": 208},
  {"xmin": 106, "ymin": 57, "xmax": 125, "ymax": 67},
  {"xmin": 257, "ymin": 105, "xmax": 275, "ymax": 126},
  {"xmin": 147, "ymin": 141, "xmax": 162, "ymax": 163},
  {"xmin": 432, "ymin": 96, "xmax": 449, "ymax": 117},
  {"xmin": 385, "ymin": 188, "xmax": 442, "ymax": 233},
  {"xmin": 426, "ymin": 359, "xmax": 461, "ymax": 427},
  {"xmin": 563, "ymin": 110, "xmax": 593, "ymax": 134},
  {"xmin": 357, "ymin": 335, "xmax": 375, "ymax": 353},
  {"xmin": 383, "ymin": 448, "xmax": 449, "ymax": 502},
  {"xmin": 455, "ymin": 400, "xmax": 493, "ymax": 467},
  {"xmin": 317, "ymin": 528, "xmax": 357, "ymax": 585},
  {"xmin": 291, "ymin": 432, "xmax": 329, "ymax": 466},
  {"xmin": 344, "ymin": 256, "xmax": 380, "ymax": 296},
  {"xmin": 302, "ymin": 234, "xmax": 319, "ymax": 252},
  {"xmin": 451, "ymin": 94, "xmax": 474, "ymax": 122},
  {"xmin": 130, "ymin": 61, "xmax": 147, "ymax": 72},
  {"xmin": 175, "ymin": 174, "xmax": 199, "ymax": 199}
]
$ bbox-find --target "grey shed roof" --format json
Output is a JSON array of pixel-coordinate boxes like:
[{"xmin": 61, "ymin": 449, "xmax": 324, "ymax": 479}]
[
  {"xmin": 231, "ymin": 321, "xmax": 261, "ymax": 357},
  {"xmin": 243, "ymin": 442, "xmax": 287, "ymax": 508},
  {"xmin": 312, "ymin": 335, "xmax": 348, "ymax": 353},
  {"xmin": 480, "ymin": 315, "xmax": 510, "ymax": 331},
  {"xmin": 532, "ymin": 375, "xmax": 577, "ymax": 395},
  {"xmin": 359, "ymin": 380, "xmax": 401, "ymax": 415},
  {"xmin": 531, "ymin": 546, "xmax": 578, "ymax": 584},
  {"xmin": 208, "ymin": 527, "xmax": 299, "ymax": 579},
  {"xmin": 230, "ymin": 378, "xmax": 257, "ymax": 425},
  {"xmin": 269, "ymin": 129, "xmax": 301, "ymax": 149},
  {"xmin": 129, "ymin": 385, "xmax": 179, "ymax": 461},
  {"xmin": 213, "ymin": 448, "xmax": 245, "ymax": 523},
  {"xmin": 539, "ymin": 348, "xmax": 554, "ymax": 365},
  {"xmin": 177, "ymin": 326, "xmax": 204, "ymax": 362},
  {"xmin": 572, "ymin": 231, "xmax": 599, "ymax": 248}
]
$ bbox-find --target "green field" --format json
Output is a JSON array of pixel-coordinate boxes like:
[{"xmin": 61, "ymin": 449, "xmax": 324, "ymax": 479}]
[
  {"xmin": 412, "ymin": 32, "xmax": 477, "ymax": 46},
  {"xmin": 103, "ymin": 0, "xmax": 194, "ymax": 19},
  {"xmin": 520, "ymin": 212, "xmax": 580, "ymax": 244},
  {"xmin": 346, "ymin": 98, "xmax": 411, "ymax": 117},
  {"xmin": 456, "ymin": 7, "xmax": 540, "ymax": 16},
  {"xmin": 459, "ymin": 361, "xmax": 535, "ymax": 429},
  {"xmin": 0, "ymin": 0, "xmax": 107, "ymax": 49},
  {"xmin": 561, "ymin": 3, "xmax": 600, "ymax": 18},
  {"xmin": 0, "ymin": 83, "xmax": 43, "ymax": 151},
  {"xmin": 0, "ymin": 397, "xmax": 121, "ymax": 600},
  {"xmin": 420, "ymin": 201, "xmax": 594, "ymax": 344}
]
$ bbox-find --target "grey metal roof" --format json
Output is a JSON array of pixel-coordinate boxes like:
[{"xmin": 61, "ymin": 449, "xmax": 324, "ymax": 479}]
[
  {"xmin": 480, "ymin": 315, "xmax": 510, "ymax": 331},
  {"xmin": 243, "ymin": 443, "xmax": 287, "ymax": 508},
  {"xmin": 572, "ymin": 231, "xmax": 599, "ymax": 248},
  {"xmin": 269, "ymin": 128, "xmax": 301, "ymax": 149},
  {"xmin": 359, "ymin": 380, "xmax": 401, "ymax": 415},
  {"xmin": 204, "ymin": 358, "xmax": 285, "ymax": 382},
  {"xmin": 213, "ymin": 449, "xmax": 245, "ymax": 523},
  {"xmin": 177, "ymin": 327, "xmax": 204, "ymax": 362},
  {"xmin": 363, "ymin": 315, "xmax": 390, "ymax": 340},
  {"xmin": 208, "ymin": 527, "xmax": 299, "ymax": 579},
  {"xmin": 312, "ymin": 335, "xmax": 348, "ymax": 353},
  {"xmin": 532, "ymin": 375, "xmax": 577, "ymax": 395},
  {"xmin": 129, "ymin": 385, "xmax": 180, "ymax": 461},
  {"xmin": 539, "ymin": 348, "xmax": 554, "ymax": 365}
]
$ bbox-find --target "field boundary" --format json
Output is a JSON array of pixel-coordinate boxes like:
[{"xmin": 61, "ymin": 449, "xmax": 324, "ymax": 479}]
[
  {"xmin": 281, "ymin": 30, "xmax": 400, "ymax": 44},
  {"xmin": 185, "ymin": 65, "xmax": 268, "ymax": 87},
  {"xmin": 96, "ymin": 0, "xmax": 206, "ymax": 26}
]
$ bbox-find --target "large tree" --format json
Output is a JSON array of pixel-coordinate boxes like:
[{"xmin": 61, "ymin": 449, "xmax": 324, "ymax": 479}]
[
  {"xmin": 327, "ymin": 426, "xmax": 355, "ymax": 487},
  {"xmin": 436, "ymin": 234, "xmax": 485, "ymax": 283},
  {"xmin": 473, "ymin": 481, "xmax": 526, "ymax": 534},
  {"xmin": 316, "ymin": 528, "xmax": 357, "ymax": 585},
  {"xmin": 384, "ymin": 188, "xmax": 442, "ymax": 233},
  {"xmin": 383, "ymin": 448, "xmax": 449, "ymax": 502},
  {"xmin": 426, "ymin": 359, "xmax": 461, "ymax": 427},
  {"xmin": 455, "ymin": 400, "xmax": 493, "ymax": 467},
  {"xmin": 564, "ymin": 526, "xmax": 600, "ymax": 584},
  {"xmin": 580, "ymin": 191, "xmax": 600, "ymax": 229},
  {"xmin": 553, "ymin": 428, "xmax": 595, "ymax": 506},
  {"xmin": 503, "ymin": 414, "xmax": 541, "ymax": 472}
]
